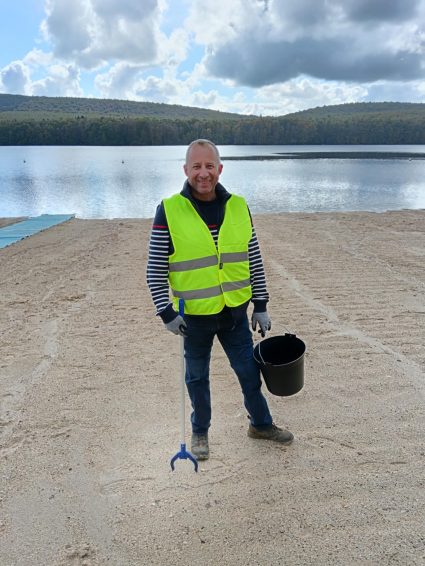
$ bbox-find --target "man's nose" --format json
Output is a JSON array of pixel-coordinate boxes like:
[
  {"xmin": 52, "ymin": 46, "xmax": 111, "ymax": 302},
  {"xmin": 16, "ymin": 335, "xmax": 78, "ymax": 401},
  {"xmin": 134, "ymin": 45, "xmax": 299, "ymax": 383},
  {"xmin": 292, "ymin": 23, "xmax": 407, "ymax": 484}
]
[{"xmin": 199, "ymin": 165, "xmax": 209, "ymax": 176}]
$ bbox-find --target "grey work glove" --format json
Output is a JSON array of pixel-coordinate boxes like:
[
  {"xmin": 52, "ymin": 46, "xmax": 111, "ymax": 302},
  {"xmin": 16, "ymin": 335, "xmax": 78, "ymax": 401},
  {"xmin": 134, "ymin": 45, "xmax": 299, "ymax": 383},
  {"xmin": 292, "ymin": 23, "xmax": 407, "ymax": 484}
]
[
  {"xmin": 251, "ymin": 311, "xmax": 271, "ymax": 338},
  {"xmin": 165, "ymin": 314, "xmax": 187, "ymax": 337}
]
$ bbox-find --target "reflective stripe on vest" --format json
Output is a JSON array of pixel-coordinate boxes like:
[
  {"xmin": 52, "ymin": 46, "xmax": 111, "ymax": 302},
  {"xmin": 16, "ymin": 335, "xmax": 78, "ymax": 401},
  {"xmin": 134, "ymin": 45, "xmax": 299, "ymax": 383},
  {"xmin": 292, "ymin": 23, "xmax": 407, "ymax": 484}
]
[
  {"xmin": 220, "ymin": 251, "xmax": 248, "ymax": 264},
  {"xmin": 168, "ymin": 254, "xmax": 218, "ymax": 272},
  {"xmin": 163, "ymin": 193, "xmax": 252, "ymax": 315}
]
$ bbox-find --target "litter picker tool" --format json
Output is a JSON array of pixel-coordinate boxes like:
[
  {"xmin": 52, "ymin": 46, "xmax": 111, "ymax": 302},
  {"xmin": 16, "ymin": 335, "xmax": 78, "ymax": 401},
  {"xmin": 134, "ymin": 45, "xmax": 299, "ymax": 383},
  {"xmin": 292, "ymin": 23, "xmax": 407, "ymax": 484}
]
[{"xmin": 170, "ymin": 299, "xmax": 198, "ymax": 472}]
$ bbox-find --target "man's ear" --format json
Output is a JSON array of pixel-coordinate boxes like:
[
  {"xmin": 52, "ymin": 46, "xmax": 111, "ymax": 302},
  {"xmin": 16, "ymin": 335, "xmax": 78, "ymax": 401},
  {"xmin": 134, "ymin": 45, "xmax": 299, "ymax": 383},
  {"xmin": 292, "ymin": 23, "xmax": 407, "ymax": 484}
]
[
  {"xmin": 218, "ymin": 163, "xmax": 223, "ymax": 174},
  {"xmin": 183, "ymin": 163, "xmax": 188, "ymax": 176}
]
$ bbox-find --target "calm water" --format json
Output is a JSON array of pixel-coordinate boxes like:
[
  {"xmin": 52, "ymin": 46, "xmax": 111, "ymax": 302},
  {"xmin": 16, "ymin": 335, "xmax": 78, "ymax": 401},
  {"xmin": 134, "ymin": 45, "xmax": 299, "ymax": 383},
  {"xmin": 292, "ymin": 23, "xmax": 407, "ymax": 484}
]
[{"xmin": 1, "ymin": 145, "xmax": 425, "ymax": 218}]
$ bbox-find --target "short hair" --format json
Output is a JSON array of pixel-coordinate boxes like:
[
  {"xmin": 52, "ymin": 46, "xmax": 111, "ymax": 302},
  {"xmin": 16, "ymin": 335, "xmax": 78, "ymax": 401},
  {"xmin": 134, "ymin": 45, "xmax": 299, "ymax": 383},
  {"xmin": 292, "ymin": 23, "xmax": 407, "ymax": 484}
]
[{"xmin": 185, "ymin": 139, "xmax": 221, "ymax": 164}]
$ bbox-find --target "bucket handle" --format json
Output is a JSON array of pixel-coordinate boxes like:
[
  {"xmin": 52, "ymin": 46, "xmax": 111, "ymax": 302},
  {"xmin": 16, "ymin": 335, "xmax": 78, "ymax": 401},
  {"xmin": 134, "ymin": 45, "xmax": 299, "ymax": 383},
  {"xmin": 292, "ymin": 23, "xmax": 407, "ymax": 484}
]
[
  {"xmin": 254, "ymin": 321, "xmax": 295, "ymax": 339},
  {"xmin": 257, "ymin": 340, "xmax": 266, "ymax": 366},
  {"xmin": 256, "ymin": 326, "xmax": 298, "ymax": 367},
  {"xmin": 280, "ymin": 323, "xmax": 295, "ymax": 336}
]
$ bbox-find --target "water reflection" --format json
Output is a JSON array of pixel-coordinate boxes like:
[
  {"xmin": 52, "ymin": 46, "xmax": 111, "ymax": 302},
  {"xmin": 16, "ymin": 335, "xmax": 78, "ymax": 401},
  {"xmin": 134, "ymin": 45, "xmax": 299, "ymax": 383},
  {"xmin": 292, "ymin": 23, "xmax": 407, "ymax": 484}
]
[{"xmin": 0, "ymin": 145, "xmax": 424, "ymax": 218}]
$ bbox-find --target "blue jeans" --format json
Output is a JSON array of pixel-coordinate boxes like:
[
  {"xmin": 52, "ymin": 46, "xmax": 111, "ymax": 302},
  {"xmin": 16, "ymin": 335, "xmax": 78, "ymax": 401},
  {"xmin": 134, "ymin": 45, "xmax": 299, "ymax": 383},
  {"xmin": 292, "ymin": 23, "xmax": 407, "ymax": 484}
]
[{"xmin": 183, "ymin": 308, "xmax": 273, "ymax": 434}]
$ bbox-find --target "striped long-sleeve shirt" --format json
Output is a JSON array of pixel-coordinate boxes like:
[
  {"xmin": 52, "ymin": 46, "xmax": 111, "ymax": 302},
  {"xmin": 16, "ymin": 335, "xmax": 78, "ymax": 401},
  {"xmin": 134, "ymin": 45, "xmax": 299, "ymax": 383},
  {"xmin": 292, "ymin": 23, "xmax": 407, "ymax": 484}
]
[{"xmin": 146, "ymin": 182, "xmax": 269, "ymax": 321}]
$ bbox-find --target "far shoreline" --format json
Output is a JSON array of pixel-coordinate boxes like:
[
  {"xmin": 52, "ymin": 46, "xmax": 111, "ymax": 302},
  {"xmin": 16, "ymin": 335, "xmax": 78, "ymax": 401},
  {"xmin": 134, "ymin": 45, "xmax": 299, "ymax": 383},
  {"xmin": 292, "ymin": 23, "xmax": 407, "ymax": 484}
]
[{"xmin": 221, "ymin": 151, "xmax": 425, "ymax": 160}]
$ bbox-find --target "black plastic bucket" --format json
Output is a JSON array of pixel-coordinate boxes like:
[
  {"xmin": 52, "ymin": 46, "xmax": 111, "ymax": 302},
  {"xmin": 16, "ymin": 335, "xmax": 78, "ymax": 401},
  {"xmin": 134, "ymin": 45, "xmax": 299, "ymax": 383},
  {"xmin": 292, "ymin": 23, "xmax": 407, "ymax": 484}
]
[{"xmin": 253, "ymin": 334, "xmax": 305, "ymax": 396}]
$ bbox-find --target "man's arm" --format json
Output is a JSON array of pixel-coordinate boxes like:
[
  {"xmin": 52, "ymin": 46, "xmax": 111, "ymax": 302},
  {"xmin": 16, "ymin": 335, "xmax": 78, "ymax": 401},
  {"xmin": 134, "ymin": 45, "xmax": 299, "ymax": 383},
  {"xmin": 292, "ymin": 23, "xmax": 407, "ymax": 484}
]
[
  {"xmin": 146, "ymin": 204, "xmax": 177, "ymax": 323},
  {"xmin": 249, "ymin": 225, "xmax": 272, "ymax": 336},
  {"xmin": 248, "ymin": 226, "xmax": 269, "ymax": 312}
]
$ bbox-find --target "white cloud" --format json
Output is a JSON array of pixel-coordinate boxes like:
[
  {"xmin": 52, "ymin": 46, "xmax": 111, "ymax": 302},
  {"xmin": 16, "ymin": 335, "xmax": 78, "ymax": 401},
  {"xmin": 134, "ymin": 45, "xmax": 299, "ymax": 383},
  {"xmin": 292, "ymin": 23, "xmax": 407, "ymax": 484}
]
[
  {"xmin": 94, "ymin": 63, "xmax": 148, "ymax": 98},
  {"xmin": 191, "ymin": 89, "xmax": 219, "ymax": 108},
  {"xmin": 133, "ymin": 75, "xmax": 178, "ymax": 101},
  {"xmin": 93, "ymin": 59, "xmax": 247, "ymax": 113},
  {"xmin": 1, "ymin": 0, "xmax": 189, "ymax": 101},
  {"xmin": 0, "ymin": 61, "xmax": 31, "ymax": 94},
  {"xmin": 186, "ymin": 0, "xmax": 425, "ymax": 87},
  {"xmin": 23, "ymin": 49, "xmax": 54, "ymax": 68},
  {"xmin": 31, "ymin": 64, "xmax": 83, "ymax": 97},
  {"xmin": 91, "ymin": 0, "xmax": 158, "ymax": 20},
  {"xmin": 162, "ymin": 28, "xmax": 190, "ymax": 67},
  {"xmin": 94, "ymin": 58, "xmax": 202, "ymax": 103},
  {"xmin": 41, "ymin": 0, "xmax": 178, "ymax": 69},
  {"xmin": 185, "ymin": 0, "xmax": 252, "ymax": 46},
  {"xmin": 96, "ymin": 65, "xmax": 194, "ymax": 104},
  {"xmin": 96, "ymin": 65, "xmax": 185, "ymax": 103},
  {"xmin": 0, "ymin": 51, "xmax": 83, "ymax": 98},
  {"xmin": 366, "ymin": 80, "xmax": 425, "ymax": 102},
  {"xmin": 41, "ymin": 0, "xmax": 93, "ymax": 60},
  {"xmin": 254, "ymin": 78, "xmax": 368, "ymax": 115}
]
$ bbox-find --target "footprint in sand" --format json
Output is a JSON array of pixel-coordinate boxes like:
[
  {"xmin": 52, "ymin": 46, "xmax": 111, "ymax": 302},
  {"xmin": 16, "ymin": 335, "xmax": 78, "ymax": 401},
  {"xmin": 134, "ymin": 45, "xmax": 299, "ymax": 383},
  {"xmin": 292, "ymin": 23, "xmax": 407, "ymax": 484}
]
[{"xmin": 63, "ymin": 543, "xmax": 96, "ymax": 565}]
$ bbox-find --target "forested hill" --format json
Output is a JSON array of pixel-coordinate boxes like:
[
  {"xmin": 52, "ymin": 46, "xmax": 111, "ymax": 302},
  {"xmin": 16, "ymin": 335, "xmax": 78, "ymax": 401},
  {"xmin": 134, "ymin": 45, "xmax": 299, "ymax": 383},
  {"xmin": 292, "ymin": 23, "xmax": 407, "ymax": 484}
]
[
  {"xmin": 0, "ymin": 93, "xmax": 248, "ymax": 120},
  {"xmin": 286, "ymin": 101, "xmax": 425, "ymax": 118},
  {"xmin": 1, "ymin": 94, "xmax": 425, "ymax": 145}
]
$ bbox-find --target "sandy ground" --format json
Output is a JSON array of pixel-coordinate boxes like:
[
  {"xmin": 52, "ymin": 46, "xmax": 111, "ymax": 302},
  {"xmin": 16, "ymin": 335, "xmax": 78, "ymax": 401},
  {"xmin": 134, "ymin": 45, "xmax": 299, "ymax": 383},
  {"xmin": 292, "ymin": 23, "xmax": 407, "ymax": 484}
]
[{"xmin": 0, "ymin": 211, "xmax": 424, "ymax": 566}]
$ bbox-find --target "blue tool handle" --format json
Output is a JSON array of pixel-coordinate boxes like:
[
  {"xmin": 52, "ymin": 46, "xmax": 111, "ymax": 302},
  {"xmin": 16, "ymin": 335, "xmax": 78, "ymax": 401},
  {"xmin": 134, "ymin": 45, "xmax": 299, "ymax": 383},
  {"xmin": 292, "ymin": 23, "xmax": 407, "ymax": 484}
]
[
  {"xmin": 169, "ymin": 298, "xmax": 199, "ymax": 473},
  {"xmin": 170, "ymin": 443, "xmax": 198, "ymax": 472},
  {"xmin": 178, "ymin": 298, "xmax": 184, "ymax": 317}
]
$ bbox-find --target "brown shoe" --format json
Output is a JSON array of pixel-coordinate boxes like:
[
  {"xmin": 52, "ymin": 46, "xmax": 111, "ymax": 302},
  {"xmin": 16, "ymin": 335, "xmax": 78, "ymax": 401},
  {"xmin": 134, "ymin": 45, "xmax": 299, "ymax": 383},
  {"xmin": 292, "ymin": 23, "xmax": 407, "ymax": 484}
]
[
  {"xmin": 191, "ymin": 433, "xmax": 209, "ymax": 460},
  {"xmin": 248, "ymin": 423, "xmax": 294, "ymax": 445}
]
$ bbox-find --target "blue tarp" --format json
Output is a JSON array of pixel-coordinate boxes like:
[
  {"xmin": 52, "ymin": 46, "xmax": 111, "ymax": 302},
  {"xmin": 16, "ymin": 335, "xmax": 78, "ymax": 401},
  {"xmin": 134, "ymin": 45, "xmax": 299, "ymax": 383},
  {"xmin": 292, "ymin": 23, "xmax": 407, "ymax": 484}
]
[{"xmin": 0, "ymin": 214, "xmax": 75, "ymax": 249}]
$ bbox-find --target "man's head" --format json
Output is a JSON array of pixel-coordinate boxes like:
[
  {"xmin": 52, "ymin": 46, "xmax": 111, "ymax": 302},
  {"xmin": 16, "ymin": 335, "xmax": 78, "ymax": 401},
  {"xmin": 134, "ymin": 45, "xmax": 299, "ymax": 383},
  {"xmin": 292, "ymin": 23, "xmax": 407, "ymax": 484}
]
[{"xmin": 184, "ymin": 139, "xmax": 223, "ymax": 202}]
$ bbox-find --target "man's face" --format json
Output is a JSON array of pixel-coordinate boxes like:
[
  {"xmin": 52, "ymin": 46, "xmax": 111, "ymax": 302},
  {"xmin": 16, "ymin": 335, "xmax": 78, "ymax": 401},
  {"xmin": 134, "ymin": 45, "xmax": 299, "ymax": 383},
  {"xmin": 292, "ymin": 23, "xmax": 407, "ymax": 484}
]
[{"xmin": 184, "ymin": 144, "xmax": 223, "ymax": 201}]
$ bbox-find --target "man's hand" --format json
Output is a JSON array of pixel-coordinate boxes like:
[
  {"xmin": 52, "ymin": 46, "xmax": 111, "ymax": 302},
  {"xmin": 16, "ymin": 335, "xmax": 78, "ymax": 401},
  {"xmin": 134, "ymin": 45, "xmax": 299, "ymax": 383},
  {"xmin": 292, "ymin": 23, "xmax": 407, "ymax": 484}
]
[
  {"xmin": 165, "ymin": 314, "xmax": 187, "ymax": 337},
  {"xmin": 251, "ymin": 311, "xmax": 271, "ymax": 338}
]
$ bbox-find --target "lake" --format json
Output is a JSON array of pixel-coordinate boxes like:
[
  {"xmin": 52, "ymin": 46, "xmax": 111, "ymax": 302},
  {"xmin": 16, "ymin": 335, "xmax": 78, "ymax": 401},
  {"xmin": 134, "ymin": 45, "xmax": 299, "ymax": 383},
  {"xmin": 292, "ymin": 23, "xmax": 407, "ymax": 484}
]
[{"xmin": 1, "ymin": 145, "xmax": 425, "ymax": 218}]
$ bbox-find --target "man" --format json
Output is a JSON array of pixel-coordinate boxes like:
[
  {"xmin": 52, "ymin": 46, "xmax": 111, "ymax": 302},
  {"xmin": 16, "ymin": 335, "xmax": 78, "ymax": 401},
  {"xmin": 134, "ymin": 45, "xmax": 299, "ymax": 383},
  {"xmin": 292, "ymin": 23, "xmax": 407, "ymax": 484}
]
[{"xmin": 146, "ymin": 139, "xmax": 293, "ymax": 461}]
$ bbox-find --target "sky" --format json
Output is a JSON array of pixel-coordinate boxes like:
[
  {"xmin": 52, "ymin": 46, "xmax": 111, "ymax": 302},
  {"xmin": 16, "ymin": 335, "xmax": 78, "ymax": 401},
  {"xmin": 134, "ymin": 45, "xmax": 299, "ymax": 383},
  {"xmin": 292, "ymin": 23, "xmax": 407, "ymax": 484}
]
[{"xmin": 1, "ymin": 0, "xmax": 425, "ymax": 116}]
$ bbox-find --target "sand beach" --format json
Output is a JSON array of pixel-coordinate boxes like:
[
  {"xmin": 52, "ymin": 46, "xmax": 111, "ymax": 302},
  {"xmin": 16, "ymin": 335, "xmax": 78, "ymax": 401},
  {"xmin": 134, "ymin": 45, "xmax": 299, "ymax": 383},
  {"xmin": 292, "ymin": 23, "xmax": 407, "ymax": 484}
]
[{"xmin": 0, "ymin": 211, "xmax": 424, "ymax": 565}]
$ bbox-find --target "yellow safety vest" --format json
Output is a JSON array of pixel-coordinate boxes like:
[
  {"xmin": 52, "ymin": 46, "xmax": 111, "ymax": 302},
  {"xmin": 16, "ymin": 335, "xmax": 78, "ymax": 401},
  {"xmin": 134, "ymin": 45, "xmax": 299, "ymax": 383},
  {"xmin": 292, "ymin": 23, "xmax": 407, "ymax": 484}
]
[{"xmin": 163, "ymin": 193, "xmax": 252, "ymax": 315}]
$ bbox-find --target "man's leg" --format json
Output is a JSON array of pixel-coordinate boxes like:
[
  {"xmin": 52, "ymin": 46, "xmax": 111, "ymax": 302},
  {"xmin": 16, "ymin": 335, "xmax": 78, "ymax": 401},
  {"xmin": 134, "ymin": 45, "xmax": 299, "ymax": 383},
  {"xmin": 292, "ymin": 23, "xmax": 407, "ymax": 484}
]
[
  {"xmin": 184, "ymin": 318, "xmax": 215, "ymax": 434},
  {"xmin": 218, "ymin": 315, "xmax": 273, "ymax": 428},
  {"xmin": 218, "ymin": 315, "xmax": 293, "ymax": 445}
]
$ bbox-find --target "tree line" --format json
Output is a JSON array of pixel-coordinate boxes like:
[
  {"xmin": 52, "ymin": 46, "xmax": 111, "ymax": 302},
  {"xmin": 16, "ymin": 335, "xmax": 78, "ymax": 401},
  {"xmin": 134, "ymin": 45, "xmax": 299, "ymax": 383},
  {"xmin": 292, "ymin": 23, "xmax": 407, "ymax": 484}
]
[
  {"xmin": 1, "ymin": 112, "xmax": 425, "ymax": 145},
  {"xmin": 1, "ymin": 98, "xmax": 425, "ymax": 145}
]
